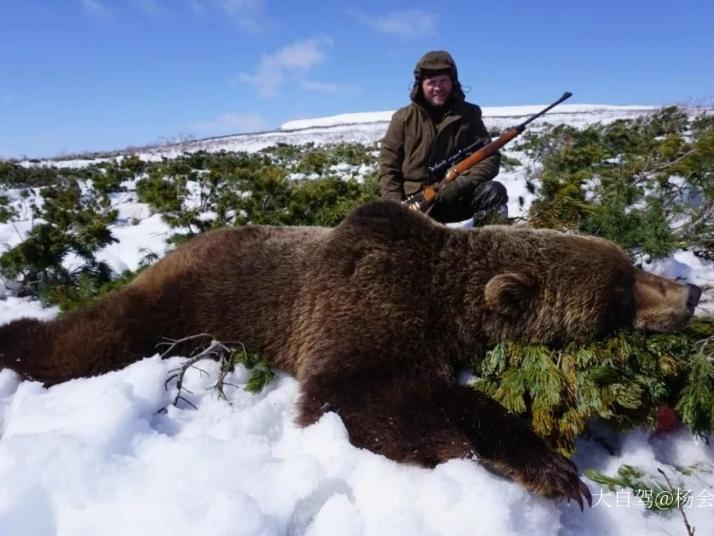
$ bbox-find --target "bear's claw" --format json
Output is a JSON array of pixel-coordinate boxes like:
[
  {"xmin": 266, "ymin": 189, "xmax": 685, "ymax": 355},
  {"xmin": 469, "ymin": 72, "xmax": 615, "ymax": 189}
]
[
  {"xmin": 513, "ymin": 443, "xmax": 592, "ymax": 509},
  {"xmin": 539, "ymin": 451, "xmax": 592, "ymax": 510}
]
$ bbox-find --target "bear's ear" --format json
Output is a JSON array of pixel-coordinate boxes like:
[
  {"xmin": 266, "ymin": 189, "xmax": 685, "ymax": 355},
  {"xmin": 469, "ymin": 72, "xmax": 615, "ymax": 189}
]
[{"xmin": 484, "ymin": 273, "xmax": 536, "ymax": 316}]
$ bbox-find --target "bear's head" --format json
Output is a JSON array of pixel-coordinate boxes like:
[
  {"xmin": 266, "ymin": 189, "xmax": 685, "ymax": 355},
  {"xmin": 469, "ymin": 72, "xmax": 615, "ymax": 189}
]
[{"xmin": 473, "ymin": 227, "xmax": 701, "ymax": 344}]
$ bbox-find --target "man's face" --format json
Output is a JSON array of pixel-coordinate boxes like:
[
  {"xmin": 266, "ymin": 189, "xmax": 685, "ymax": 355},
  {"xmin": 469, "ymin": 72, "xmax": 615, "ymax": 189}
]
[{"xmin": 421, "ymin": 74, "xmax": 453, "ymax": 107}]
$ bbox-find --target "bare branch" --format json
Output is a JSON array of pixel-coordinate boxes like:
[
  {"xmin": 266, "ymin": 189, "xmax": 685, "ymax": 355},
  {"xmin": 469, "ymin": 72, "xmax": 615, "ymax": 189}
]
[
  {"xmin": 156, "ymin": 333, "xmax": 217, "ymax": 358},
  {"xmin": 656, "ymin": 468, "xmax": 695, "ymax": 536},
  {"xmin": 162, "ymin": 337, "xmax": 238, "ymax": 407}
]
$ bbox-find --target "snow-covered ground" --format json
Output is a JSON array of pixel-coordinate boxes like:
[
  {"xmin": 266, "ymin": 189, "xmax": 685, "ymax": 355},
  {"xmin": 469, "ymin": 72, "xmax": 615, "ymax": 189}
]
[
  {"xmin": 280, "ymin": 104, "xmax": 656, "ymax": 131},
  {"xmin": 1, "ymin": 355, "xmax": 712, "ymax": 536},
  {"xmin": 2, "ymin": 107, "xmax": 714, "ymax": 535},
  {"xmin": 25, "ymin": 104, "xmax": 658, "ymax": 169}
]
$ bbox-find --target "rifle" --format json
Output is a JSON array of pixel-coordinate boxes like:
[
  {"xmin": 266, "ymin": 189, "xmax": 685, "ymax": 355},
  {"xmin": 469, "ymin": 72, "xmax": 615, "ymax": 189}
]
[{"xmin": 405, "ymin": 91, "xmax": 573, "ymax": 212}]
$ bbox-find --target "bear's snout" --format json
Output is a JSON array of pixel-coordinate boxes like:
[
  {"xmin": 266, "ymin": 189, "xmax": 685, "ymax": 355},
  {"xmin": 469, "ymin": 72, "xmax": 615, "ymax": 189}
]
[{"xmin": 633, "ymin": 270, "xmax": 700, "ymax": 332}]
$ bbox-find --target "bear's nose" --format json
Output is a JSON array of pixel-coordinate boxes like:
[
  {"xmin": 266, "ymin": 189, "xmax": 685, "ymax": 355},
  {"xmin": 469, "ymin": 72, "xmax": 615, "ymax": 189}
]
[{"xmin": 686, "ymin": 283, "xmax": 702, "ymax": 310}]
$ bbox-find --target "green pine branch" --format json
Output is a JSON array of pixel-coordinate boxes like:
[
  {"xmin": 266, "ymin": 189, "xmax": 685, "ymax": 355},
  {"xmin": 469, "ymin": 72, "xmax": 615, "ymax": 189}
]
[{"xmin": 473, "ymin": 318, "xmax": 714, "ymax": 454}]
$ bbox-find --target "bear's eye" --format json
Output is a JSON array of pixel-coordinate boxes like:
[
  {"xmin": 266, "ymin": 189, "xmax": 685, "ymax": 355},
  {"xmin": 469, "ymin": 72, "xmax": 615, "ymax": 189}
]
[
  {"xmin": 608, "ymin": 285, "xmax": 636, "ymax": 327},
  {"xmin": 613, "ymin": 286, "xmax": 627, "ymax": 300}
]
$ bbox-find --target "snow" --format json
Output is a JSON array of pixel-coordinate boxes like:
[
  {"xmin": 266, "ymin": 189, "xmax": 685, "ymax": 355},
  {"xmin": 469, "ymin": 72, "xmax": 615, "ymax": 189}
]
[
  {"xmin": 0, "ymin": 356, "xmax": 712, "ymax": 536},
  {"xmin": 97, "ymin": 212, "xmax": 172, "ymax": 274},
  {"xmin": 649, "ymin": 250, "xmax": 714, "ymax": 316},
  {"xmin": 18, "ymin": 104, "xmax": 658, "ymax": 167},
  {"xmin": 281, "ymin": 111, "xmax": 396, "ymax": 130},
  {"xmin": 279, "ymin": 105, "xmax": 656, "ymax": 131},
  {"xmin": 0, "ymin": 296, "xmax": 58, "ymax": 321},
  {"xmin": 1, "ymin": 106, "xmax": 714, "ymax": 535}
]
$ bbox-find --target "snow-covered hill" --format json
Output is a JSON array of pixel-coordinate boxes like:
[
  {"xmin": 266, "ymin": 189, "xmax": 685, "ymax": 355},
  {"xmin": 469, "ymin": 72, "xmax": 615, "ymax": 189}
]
[
  {"xmin": 2, "ymin": 105, "xmax": 714, "ymax": 536},
  {"xmin": 35, "ymin": 104, "xmax": 657, "ymax": 168},
  {"xmin": 279, "ymin": 104, "xmax": 655, "ymax": 131}
]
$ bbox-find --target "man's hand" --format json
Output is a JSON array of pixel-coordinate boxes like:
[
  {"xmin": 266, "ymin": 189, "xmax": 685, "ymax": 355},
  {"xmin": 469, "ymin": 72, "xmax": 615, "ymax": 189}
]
[
  {"xmin": 405, "ymin": 192, "xmax": 428, "ymax": 211},
  {"xmin": 435, "ymin": 176, "xmax": 469, "ymax": 204}
]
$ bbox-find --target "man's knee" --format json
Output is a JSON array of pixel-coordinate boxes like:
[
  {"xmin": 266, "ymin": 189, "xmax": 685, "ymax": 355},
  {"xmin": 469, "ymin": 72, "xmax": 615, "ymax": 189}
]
[{"xmin": 473, "ymin": 180, "xmax": 508, "ymax": 209}]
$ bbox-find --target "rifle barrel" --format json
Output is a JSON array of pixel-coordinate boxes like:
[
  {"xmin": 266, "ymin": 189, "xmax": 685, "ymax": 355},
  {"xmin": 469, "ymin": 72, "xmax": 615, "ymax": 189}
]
[
  {"xmin": 442, "ymin": 92, "xmax": 573, "ymax": 182},
  {"xmin": 518, "ymin": 91, "xmax": 572, "ymax": 129}
]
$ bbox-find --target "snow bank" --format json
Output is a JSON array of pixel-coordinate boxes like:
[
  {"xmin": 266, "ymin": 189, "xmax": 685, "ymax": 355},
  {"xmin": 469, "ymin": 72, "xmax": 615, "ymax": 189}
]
[{"xmin": 1, "ymin": 357, "xmax": 712, "ymax": 535}]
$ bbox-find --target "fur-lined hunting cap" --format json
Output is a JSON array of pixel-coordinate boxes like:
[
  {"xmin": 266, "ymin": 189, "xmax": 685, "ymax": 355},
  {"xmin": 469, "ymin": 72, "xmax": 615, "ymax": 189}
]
[
  {"xmin": 410, "ymin": 50, "xmax": 464, "ymax": 102},
  {"xmin": 413, "ymin": 50, "xmax": 459, "ymax": 81}
]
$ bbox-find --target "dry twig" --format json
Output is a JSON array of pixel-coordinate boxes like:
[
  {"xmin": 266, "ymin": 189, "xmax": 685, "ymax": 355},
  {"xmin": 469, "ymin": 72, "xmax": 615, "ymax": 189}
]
[
  {"xmin": 657, "ymin": 468, "xmax": 696, "ymax": 536},
  {"xmin": 161, "ymin": 334, "xmax": 238, "ymax": 407}
]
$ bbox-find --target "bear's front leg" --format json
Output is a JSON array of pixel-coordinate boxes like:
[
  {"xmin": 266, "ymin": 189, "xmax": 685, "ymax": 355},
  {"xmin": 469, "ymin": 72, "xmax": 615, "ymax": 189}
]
[
  {"xmin": 298, "ymin": 374, "xmax": 590, "ymax": 507},
  {"xmin": 443, "ymin": 385, "xmax": 592, "ymax": 509},
  {"xmin": 298, "ymin": 373, "xmax": 480, "ymax": 467}
]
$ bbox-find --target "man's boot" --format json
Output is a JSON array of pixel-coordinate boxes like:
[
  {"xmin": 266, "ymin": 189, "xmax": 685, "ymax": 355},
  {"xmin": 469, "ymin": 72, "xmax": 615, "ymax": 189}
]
[
  {"xmin": 472, "ymin": 181, "xmax": 509, "ymax": 226},
  {"xmin": 473, "ymin": 204, "xmax": 508, "ymax": 226}
]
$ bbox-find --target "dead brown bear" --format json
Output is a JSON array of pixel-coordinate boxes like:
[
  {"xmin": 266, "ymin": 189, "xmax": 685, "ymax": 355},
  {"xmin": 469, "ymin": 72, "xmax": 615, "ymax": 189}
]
[{"xmin": 0, "ymin": 201, "xmax": 701, "ymax": 508}]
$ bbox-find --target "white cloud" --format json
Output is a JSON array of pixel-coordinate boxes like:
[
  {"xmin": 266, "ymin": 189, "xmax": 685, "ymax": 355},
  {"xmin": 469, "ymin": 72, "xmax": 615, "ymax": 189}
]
[
  {"xmin": 239, "ymin": 37, "xmax": 333, "ymax": 98},
  {"xmin": 352, "ymin": 9, "xmax": 437, "ymax": 40},
  {"xmin": 190, "ymin": 112, "xmax": 268, "ymax": 134},
  {"xmin": 80, "ymin": 0, "xmax": 113, "ymax": 21},
  {"xmin": 188, "ymin": 0, "xmax": 265, "ymax": 32},
  {"xmin": 131, "ymin": 0, "xmax": 170, "ymax": 16},
  {"xmin": 298, "ymin": 79, "xmax": 358, "ymax": 95}
]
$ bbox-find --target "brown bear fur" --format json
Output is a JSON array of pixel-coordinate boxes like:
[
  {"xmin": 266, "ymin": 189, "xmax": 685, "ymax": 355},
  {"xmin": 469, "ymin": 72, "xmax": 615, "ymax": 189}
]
[{"xmin": 0, "ymin": 201, "xmax": 701, "ymax": 506}]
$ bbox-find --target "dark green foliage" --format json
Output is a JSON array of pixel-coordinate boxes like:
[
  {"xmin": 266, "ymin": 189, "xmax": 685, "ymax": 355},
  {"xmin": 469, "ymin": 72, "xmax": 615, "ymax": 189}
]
[
  {"xmin": 675, "ymin": 334, "xmax": 714, "ymax": 435},
  {"xmin": 231, "ymin": 165, "xmax": 292, "ymax": 226},
  {"xmin": 89, "ymin": 163, "xmax": 132, "ymax": 194},
  {"xmin": 519, "ymin": 107, "xmax": 714, "ymax": 259},
  {"xmin": 43, "ymin": 268, "xmax": 123, "ymax": 311},
  {"xmin": 47, "ymin": 250, "xmax": 158, "ymax": 311},
  {"xmin": 287, "ymin": 176, "xmax": 375, "ymax": 226},
  {"xmin": 500, "ymin": 154, "xmax": 522, "ymax": 171},
  {"xmin": 262, "ymin": 142, "xmax": 376, "ymax": 172},
  {"xmin": 244, "ymin": 363, "xmax": 277, "ymax": 394},
  {"xmin": 136, "ymin": 168, "xmax": 189, "ymax": 214},
  {"xmin": 327, "ymin": 143, "xmax": 375, "ymax": 166},
  {"xmin": 0, "ymin": 195, "xmax": 17, "ymax": 223},
  {"xmin": 134, "ymin": 146, "xmax": 379, "ymax": 241},
  {"xmin": 136, "ymin": 159, "xmax": 226, "ymax": 244},
  {"xmin": 120, "ymin": 154, "xmax": 146, "ymax": 174},
  {"xmin": 0, "ymin": 177, "xmax": 118, "ymax": 306},
  {"xmin": 473, "ymin": 318, "xmax": 714, "ymax": 454},
  {"xmin": 0, "ymin": 162, "xmax": 60, "ymax": 188},
  {"xmin": 260, "ymin": 143, "xmax": 304, "ymax": 165},
  {"xmin": 231, "ymin": 346, "xmax": 277, "ymax": 393},
  {"xmin": 135, "ymin": 152, "xmax": 288, "ymax": 241},
  {"xmin": 297, "ymin": 147, "xmax": 331, "ymax": 174},
  {"xmin": 2, "ymin": 143, "xmax": 380, "ymax": 307}
]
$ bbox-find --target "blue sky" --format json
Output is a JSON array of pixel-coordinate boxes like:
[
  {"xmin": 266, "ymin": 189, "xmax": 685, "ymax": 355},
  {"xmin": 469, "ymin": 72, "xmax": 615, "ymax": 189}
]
[{"xmin": 1, "ymin": 0, "xmax": 713, "ymax": 158}]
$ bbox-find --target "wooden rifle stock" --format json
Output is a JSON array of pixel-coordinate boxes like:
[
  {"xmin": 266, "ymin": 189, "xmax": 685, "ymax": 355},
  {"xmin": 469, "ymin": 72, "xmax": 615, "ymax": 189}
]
[
  {"xmin": 414, "ymin": 127, "xmax": 523, "ymax": 208},
  {"xmin": 444, "ymin": 126, "xmax": 522, "ymax": 182},
  {"xmin": 405, "ymin": 92, "xmax": 572, "ymax": 213}
]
